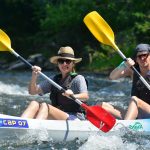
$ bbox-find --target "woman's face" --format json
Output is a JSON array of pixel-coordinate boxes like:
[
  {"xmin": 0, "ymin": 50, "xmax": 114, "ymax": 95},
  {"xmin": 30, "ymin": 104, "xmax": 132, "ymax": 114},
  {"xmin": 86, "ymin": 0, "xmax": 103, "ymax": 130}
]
[
  {"xmin": 57, "ymin": 59, "xmax": 74, "ymax": 74},
  {"xmin": 136, "ymin": 52, "xmax": 150, "ymax": 68}
]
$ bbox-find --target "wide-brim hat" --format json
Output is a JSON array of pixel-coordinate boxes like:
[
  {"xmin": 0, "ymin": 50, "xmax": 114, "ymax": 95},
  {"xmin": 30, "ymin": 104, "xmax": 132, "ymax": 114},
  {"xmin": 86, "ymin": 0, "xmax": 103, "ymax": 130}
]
[{"xmin": 50, "ymin": 46, "xmax": 82, "ymax": 64}]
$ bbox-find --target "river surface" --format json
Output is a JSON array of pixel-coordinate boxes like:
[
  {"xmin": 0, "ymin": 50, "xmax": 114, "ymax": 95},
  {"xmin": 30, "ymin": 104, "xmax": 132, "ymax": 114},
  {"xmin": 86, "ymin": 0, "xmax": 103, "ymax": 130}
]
[{"xmin": 0, "ymin": 70, "xmax": 149, "ymax": 150}]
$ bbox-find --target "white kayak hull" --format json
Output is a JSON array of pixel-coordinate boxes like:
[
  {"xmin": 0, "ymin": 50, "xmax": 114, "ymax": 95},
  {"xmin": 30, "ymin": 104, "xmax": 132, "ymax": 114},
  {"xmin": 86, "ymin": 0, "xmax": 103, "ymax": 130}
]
[{"xmin": 0, "ymin": 114, "xmax": 150, "ymax": 142}]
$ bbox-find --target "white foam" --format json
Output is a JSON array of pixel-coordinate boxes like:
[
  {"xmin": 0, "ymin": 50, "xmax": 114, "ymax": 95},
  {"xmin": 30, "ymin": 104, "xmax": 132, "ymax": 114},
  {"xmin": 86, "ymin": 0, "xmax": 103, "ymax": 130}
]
[
  {"xmin": 0, "ymin": 81, "xmax": 28, "ymax": 95},
  {"xmin": 78, "ymin": 134, "xmax": 137, "ymax": 150}
]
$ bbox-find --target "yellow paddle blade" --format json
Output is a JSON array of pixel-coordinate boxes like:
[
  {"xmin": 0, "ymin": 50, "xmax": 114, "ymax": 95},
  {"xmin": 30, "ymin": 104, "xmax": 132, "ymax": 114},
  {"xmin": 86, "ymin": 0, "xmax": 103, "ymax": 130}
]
[
  {"xmin": 0, "ymin": 29, "xmax": 12, "ymax": 51},
  {"xmin": 83, "ymin": 11, "xmax": 119, "ymax": 50}
]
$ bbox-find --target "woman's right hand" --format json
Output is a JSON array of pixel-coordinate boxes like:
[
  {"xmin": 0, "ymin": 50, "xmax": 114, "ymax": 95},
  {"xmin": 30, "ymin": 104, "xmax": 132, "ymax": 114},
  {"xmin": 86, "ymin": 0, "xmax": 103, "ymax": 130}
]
[
  {"xmin": 125, "ymin": 58, "xmax": 135, "ymax": 67},
  {"xmin": 32, "ymin": 65, "xmax": 42, "ymax": 77},
  {"xmin": 29, "ymin": 66, "xmax": 42, "ymax": 95}
]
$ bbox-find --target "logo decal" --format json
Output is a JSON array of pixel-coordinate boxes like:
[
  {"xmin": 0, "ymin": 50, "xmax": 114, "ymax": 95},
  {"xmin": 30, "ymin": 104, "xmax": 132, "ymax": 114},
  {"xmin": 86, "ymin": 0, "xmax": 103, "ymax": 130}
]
[
  {"xmin": 0, "ymin": 118, "xmax": 29, "ymax": 128},
  {"xmin": 129, "ymin": 122, "xmax": 143, "ymax": 131}
]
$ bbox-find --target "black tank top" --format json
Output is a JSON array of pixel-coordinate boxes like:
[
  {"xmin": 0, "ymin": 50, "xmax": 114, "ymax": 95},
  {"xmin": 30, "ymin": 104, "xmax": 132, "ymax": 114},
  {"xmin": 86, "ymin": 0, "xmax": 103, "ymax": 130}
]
[{"xmin": 131, "ymin": 69, "xmax": 150, "ymax": 104}]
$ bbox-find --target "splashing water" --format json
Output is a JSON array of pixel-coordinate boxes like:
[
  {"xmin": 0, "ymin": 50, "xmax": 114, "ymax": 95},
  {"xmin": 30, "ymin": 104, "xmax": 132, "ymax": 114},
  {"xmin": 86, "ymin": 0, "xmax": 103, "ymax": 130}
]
[
  {"xmin": 78, "ymin": 134, "xmax": 137, "ymax": 150},
  {"xmin": 0, "ymin": 81, "xmax": 28, "ymax": 95}
]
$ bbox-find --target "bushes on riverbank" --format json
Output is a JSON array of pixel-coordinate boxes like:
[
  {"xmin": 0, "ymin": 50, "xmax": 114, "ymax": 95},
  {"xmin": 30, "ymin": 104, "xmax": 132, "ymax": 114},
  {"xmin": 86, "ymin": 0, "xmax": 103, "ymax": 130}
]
[{"xmin": 0, "ymin": 0, "xmax": 149, "ymax": 71}]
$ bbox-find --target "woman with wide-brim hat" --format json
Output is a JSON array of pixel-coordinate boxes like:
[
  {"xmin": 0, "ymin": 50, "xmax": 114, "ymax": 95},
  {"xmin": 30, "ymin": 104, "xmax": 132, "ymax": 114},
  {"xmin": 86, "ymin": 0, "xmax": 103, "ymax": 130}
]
[{"xmin": 21, "ymin": 46, "xmax": 89, "ymax": 120}]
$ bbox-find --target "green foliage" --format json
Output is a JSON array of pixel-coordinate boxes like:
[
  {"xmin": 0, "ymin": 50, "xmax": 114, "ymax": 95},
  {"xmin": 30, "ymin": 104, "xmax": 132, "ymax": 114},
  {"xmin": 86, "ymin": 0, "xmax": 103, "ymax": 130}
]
[
  {"xmin": 0, "ymin": 0, "xmax": 149, "ymax": 71},
  {"xmin": 40, "ymin": 0, "xmax": 95, "ymax": 31}
]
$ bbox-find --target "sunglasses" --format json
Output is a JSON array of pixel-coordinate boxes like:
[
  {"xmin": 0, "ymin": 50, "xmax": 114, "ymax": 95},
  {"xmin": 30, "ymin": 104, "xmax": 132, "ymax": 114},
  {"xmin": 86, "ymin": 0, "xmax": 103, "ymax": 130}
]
[
  {"xmin": 137, "ymin": 53, "xmax": 149, "ymax": 59},
  {"xmin": 58, "ymin": 59, "xmax": 72, "ymax": 64}
]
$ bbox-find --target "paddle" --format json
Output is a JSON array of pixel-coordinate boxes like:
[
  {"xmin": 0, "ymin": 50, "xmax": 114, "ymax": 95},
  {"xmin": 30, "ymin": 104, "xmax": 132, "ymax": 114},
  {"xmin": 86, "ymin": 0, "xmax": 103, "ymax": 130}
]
[
  {"xmin": 83, "ymin": 11, "xmax": 150, "ymax": 90},
  {"xmin": 0, "ymin": 29, "xmax": 116, "ymax": 132}
]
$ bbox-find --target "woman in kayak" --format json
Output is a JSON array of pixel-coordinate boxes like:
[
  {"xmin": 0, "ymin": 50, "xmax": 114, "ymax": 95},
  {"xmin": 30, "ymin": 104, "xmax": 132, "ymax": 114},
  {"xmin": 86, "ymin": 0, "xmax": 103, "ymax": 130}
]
[
  {"xmin": 101, "ymin": 43, "xmax": 150, "ymax": 119},
  {"xmin": 21, "ymin": 46, "xmax": 89, "ymax": 120}
]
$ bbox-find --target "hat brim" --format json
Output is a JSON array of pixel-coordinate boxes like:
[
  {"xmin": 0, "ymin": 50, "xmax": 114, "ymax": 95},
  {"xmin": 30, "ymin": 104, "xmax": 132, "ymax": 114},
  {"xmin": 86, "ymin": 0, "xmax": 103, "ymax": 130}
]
[{"xmin": 50, "ymin": 56, "xmax": 82, "ymax": 64}]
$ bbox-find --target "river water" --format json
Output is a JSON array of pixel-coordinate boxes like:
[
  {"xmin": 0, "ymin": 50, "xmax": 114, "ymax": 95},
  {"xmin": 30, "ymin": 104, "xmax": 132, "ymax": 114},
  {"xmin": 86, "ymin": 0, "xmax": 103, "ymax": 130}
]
[{"xmin": 0, "ymin": 70, "xmax": 149, "ymax": 150}]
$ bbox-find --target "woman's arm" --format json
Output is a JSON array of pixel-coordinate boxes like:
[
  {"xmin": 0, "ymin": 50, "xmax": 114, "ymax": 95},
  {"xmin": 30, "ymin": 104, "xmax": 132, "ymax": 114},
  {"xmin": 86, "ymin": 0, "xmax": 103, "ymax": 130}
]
[
  {"xmin": 109, "ymin": 58, "xmax": 134, "ymax": 80},
  {"xmin": 73, "ymin": 92, "xmax": 89, "ymax": 100},
  {"xmin": 28, "ymin": 66, "xmax": 43, "ymax": 95}
]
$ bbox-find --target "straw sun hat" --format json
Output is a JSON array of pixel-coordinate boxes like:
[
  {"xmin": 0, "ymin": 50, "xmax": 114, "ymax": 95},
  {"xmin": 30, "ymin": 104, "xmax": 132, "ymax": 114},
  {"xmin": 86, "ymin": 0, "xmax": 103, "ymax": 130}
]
[{"xmin": 50, "ymin": 46, "xmax": 82, "ymax": 64}]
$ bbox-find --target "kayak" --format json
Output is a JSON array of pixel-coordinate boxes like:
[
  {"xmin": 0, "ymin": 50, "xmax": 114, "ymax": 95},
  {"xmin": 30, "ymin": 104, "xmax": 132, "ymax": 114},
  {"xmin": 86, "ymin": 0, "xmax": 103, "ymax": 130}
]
[{"xmin": 0, "ymin": 114, "xmax": 150, "ymax": 142}]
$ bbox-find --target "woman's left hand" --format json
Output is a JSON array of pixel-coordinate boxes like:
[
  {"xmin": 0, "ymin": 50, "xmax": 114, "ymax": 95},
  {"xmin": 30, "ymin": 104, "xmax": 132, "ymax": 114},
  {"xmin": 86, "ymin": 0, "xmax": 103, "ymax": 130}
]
[{"xmin": 62, "ymin": 89, "xmax": 74, "ymax": 98}]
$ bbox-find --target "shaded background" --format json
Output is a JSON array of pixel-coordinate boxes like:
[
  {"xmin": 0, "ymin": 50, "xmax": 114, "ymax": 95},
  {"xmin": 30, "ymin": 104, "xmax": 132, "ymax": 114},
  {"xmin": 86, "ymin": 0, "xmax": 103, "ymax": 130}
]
[{"xmin": 0, "ymin": 0, "xmax": 149, "ymax": 71}]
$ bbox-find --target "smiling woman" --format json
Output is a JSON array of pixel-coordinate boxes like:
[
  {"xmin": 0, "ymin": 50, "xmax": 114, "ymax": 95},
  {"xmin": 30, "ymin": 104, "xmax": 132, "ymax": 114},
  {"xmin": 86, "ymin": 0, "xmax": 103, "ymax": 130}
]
[{"xmin": 21, "ymin": 46, "xmax": 89, "ymax": 121}]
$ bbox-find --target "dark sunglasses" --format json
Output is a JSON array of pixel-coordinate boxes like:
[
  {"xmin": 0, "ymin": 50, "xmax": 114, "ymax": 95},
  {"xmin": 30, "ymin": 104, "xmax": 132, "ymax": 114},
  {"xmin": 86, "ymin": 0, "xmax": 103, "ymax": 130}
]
[
  {"xmin": 137, "ymin": 53, "xmax": 149, "ymax": 59},
  {"xmin": 58, "ymin": 59, "xmax": 72, "ymax": 64}
]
